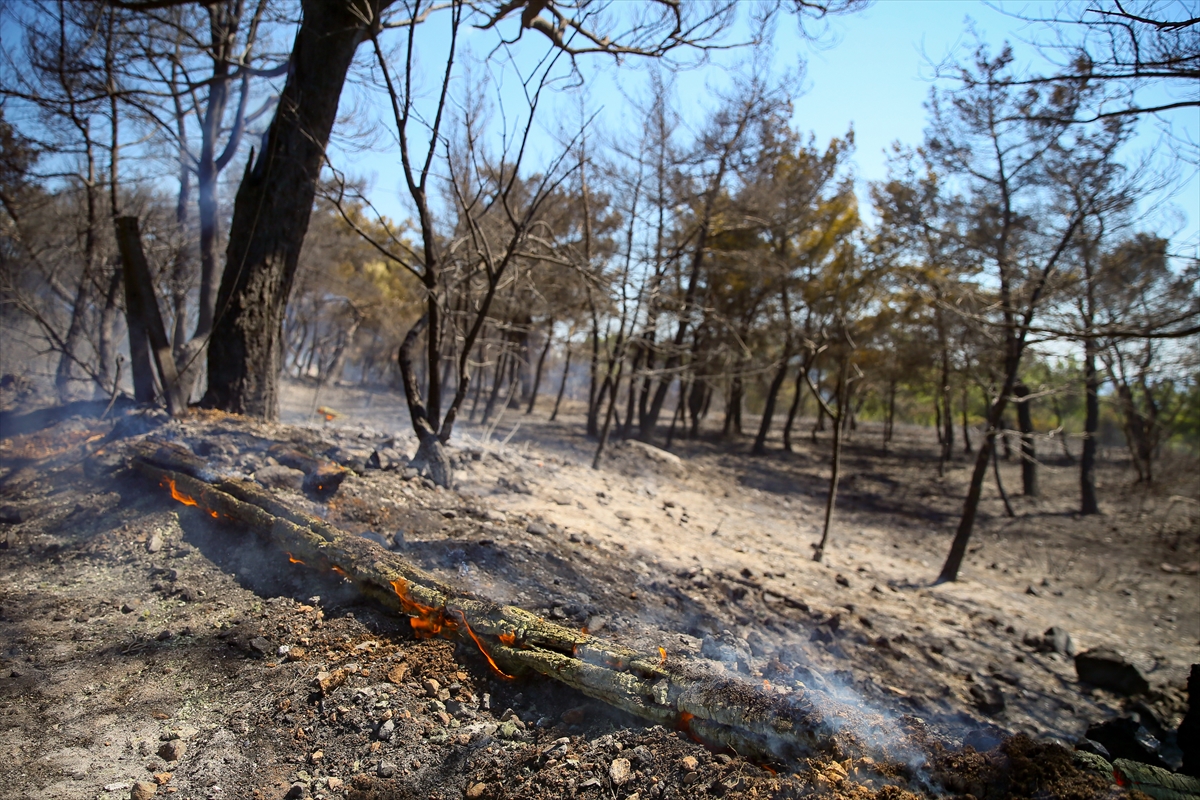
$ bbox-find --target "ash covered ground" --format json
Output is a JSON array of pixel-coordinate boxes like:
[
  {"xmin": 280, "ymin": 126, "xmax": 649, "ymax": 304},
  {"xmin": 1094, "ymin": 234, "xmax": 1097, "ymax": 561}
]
[{"xmin": 0, "ymin": 379, "xmax": 1196, "ymax": 800}]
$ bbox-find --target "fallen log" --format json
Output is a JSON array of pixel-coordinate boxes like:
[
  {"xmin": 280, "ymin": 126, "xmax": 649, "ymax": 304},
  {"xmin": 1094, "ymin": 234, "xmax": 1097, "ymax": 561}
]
[{"xmin": 129, "ymin": 440, "xmax": 923, "ymax": 772}]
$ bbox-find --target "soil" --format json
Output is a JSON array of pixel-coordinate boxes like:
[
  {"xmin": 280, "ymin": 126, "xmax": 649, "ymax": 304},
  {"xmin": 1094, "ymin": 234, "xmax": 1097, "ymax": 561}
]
[{"xmin": 0, "ymin": 377, "xmax": 1196, "ymax": 800}]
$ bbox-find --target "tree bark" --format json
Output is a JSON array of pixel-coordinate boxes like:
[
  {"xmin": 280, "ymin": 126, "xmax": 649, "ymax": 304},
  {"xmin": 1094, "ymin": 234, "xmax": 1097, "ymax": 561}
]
[
  {"xmin": 526, "ymin": 322, "xmax": 553, "ymax": 414},
  {"xmin": 1015, "ymin": 383, "xmax": 1038, "ymax": 497},
  {"xmin": 115, "ymin": 216, "xmax": 186, "ymax": 416},
  {"xmin": 1080, "ymin": 341, "xmax": 1101, "ymax": 514},
  {"xmin": 783, "ymin": 365, "xmax": 808, "ymax": 452},
  {"xmin": 550, "ymin": 345, "xmax": 571, "ymax": 422},
  {"xmin": 203, "ymin": 0, "xmax": 387, "ymax": 418},
  {"xmin": 753, "ymin": 356, "xmax": 789, "ymax": 455}
]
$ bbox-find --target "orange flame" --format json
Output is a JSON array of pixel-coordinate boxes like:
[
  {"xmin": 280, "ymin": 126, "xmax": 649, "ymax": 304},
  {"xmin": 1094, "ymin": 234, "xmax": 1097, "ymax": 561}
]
[
  {"xmin": 163, "ymin": 478, "xmax": 198, "ymax": 507},
  {"xmin": 455, "ymin": 611, "xmax": 513, "ymax": 679},
  {"xmin": 388, "ymin": 578, "xmax": 512, "ymax": 679},
  {"xmin": 331, "ymin": 565, "xmax": 348, "ymax": 577},
  {"xmin": 498, "ymin": 632, "xmax": 516, "ymax": 646},
  {"xmin": 658, "ymin": 646, "xmax": 667, "ymax": 665},
  {"xmin": 287, "ymin": 553, "xmax": 305, "ymax": 565}
]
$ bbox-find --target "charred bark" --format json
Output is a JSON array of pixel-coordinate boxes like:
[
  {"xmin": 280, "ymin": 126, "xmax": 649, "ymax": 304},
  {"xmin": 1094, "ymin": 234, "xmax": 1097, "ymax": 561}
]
[{"xmin": 204, "ymin": 0, "xmax": 389, "ymax": 418}]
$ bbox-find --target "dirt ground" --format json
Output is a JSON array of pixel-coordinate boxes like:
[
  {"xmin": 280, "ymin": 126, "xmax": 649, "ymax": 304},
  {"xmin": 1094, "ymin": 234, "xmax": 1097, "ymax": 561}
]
[{"xmin": 0, "ymin": 377, "xmax": 1196, "ymax": 800}]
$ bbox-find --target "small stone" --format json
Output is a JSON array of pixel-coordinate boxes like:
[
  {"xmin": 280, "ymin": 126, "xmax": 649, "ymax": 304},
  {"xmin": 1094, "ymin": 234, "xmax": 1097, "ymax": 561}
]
[
  {"xmin": 969, "ymin": 681, "xmax": 1006, "ymax": 715},
  {"xmin": 466, "ymin": 782, "xmax": 487, "ymax": 798},
  {"xmin": 157, "ymin": 740, "xmax": 185, "ymax": 761},
  {"xmin": 609, "ymin": 757, "xmax": 632, "ymax": 785},
  {"xmin": 1075, "ymin": 648, "xmax": 1150, "ymax": 696},
  {"xmin": 155, "ymin": 630, "xmax": 173, "ymax": 641},
  {"xmin": 498, "ymin": 720, "xmax": 521, "ymax": 740},
  {"xmin": 683, "ymin": 771, "xmax": 699, "ymax": 785},
  {"xmin": 377, "ymin": 719, "xmax": 395, "ymax": 741},
  {"xmin": 377, "ymin": 761, "xmax": 396, "ymax": 778},
  {"xmin": 255, "ymin": 465, "xmax": 306, "ymax": 491},
  {"xmin": 248, "ymin": 637, "xmax": 273, "ymax": 657},
  {"xmin": 680, "ymin": 755, "xmax": 699, "ymax": 771},
  {"xmin": 146, "ymin": 533, "xmax": 163, "ymax": 554},
  {"xmin": 121, "ymin": 599, "xmax": 142, "ymax": 614},
  {"xmin": 422, "ymin": 678, "xmax": 441, "ymax": 697},
  {"xmin": 441, "ymin": 509, "xmax": 458, "ymax": 519},
  {"xmin": 326, "ymin": 777, "xmax": 343, "ymax": 791},
  {"xmin": 561, "ymin": 707, "xmax": 586, "ymax": 725},
  {"xmin": 835, "ymin": 574, "xmax": 850, "ymax": 587},
  {"xmin": 286, "ymin": 646, "xmax": 306, "ymax": 662},
  {"xmin": 152, "ymin": 772, "xmax": 172, "ymax": 785},
  {"xmin": 387, "ymin": 663, "xmax": 409, "ymax": 684},
  {"xmin": 316, "ymin": 668, "xmax": 348, "ymax": 695},
  {"xmin": 284, "ymin": 783, "xmax": 307, "ymax": 799},
  {"xmin": 1025, "ymin": 584, "xmax": 1040, "ymax": 596},
  {"xmin": 526, "ymin": 522, "xmax": 549, "ymax": 536},
  {"xmin": 437, "ymin": 710, "xmax": 452, "ymax": 727},
  {"xmin": 309, "ymin": 750, "xmax": 324, "ymax": 763},
  {"xmin": 131, "ymin": 781, "xmax": 158, "ymax": 800}
]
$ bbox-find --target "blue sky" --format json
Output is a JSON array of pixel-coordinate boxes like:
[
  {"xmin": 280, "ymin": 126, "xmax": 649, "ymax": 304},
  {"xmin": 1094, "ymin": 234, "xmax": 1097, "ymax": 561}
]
[{"xmin": 333, "ymin": 0, "xmax": 1198, "ymax": 257}]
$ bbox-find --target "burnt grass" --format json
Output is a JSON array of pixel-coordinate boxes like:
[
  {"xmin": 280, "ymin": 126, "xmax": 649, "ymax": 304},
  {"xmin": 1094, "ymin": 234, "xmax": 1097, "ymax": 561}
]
[{"xmin": 0, "ymin": 397, "xmax": 1196, "ymax": 800}]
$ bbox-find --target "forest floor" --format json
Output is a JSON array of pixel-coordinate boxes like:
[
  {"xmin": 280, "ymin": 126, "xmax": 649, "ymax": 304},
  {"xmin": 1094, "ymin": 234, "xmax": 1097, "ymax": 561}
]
[{"xmin": 0, "ymin": 377, "xmax": 1196, "ymax": 800}]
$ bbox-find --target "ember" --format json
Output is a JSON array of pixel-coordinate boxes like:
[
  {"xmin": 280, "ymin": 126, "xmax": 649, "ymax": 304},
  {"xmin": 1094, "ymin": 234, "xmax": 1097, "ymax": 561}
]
[
  {"xmin": 287, "ymin": 553, "xmax": 305, "ymax": 565},
  {"xmin": 498, "ymin": 632, "xmax": 517, "ymax": 646},
  {"xmin": 658, "ymin": 646, "xmax": 667, "ymax": 665},
  {"xmin": 330, "ymin": 565, "xmax": 348, "ymax": 577}
]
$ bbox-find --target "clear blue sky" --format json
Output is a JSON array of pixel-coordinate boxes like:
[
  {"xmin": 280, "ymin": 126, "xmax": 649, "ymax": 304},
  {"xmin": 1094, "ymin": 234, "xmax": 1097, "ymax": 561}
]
[{"xmin": 333, "ymin": 0, "xmax": 1198, "ymax": 257}]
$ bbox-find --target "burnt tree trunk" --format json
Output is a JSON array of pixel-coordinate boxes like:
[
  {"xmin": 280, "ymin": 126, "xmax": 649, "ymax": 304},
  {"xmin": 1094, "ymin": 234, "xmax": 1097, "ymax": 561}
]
[
  {"xmin": 203, "ymin": 0, "xmax": 389, "ymax": 418},
  {"xmin": 753, "ymin": 355, "xmax": 790, "ymax": 455},
  {"xmin": 526, "ymin": 322, "xmax": 553, "ymax": 415},
  {"xmin": 550, "ymin": 346, "xmax": 571, "ymax": 422},
  {"xmin": 1080, "ymin": 341, "xmax": 1101, "ymax": 514},
  {"xmin": 783, "ymin": 364, "xmax": 808, "ymax": 453},
  {"xmin": 1015, "ymin": 383, "xmax": 1038, "ymax": 497}
]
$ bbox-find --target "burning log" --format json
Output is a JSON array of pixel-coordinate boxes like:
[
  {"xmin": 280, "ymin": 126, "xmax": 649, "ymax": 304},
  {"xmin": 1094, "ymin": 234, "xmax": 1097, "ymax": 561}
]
[{"xmin": 129, "ymin": 441, "xmax": 922, "ymax": 771}]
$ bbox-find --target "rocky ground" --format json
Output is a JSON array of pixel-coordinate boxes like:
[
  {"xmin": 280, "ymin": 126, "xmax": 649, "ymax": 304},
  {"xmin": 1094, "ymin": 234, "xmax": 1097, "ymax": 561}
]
[{"xmin": 0, "ymin": 378, "xmax": 1197, "ymax": 800}]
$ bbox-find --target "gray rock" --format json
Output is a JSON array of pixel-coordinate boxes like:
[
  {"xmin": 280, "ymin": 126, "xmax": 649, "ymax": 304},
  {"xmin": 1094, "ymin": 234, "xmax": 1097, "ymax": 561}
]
[
  {"xmin": 1075, "ymin": 648, "xmax": 1149, "ymax": 695},
  {"xmin": 157, "ymin": 740, "xmax": 186, "ymax": 761},
  {"xmin": 377, "ymin": 718, "xmax": 395, "ymax": 741},
  {"xmin": 255, "ymin": 465, "xmax": 305, "ymax": 491},
  {"xmin": 700, "ymin": 631, "xmax": 751, "ymax": 666},
  {"xmin": 969, "ymin": 681, "xmax": 1006, "ymax": 715},
  {"xmin": 146, "ymin": 532, "xmax": 163, "ymax": 554},
  {"xmin": 526, "ymin": 522, "xmax": 549, "ymax": 536},
  {"xmin": 285, "ymin": 783, "xmax": 308, "ymax": 799},
  {"xmin": 248, "ymin": 637, "xmax": 273, "ymax": 657},
  {"xmin": 377, "ymin": 761, "xmax": 396, "ymax": 778}
]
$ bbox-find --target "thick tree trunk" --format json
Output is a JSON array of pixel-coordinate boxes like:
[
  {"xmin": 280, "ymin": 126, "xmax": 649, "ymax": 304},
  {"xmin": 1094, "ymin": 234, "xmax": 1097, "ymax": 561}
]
[
  {"xmin": 1015, "ymin": 383, "xmax": 1038, "ymax": 497},
  {"xmin": 722, "ymin": 375, "xmax": 743, "ymax": 438},
  {"xmin": 203, "ymin": 0, "xmax": 386, "ymax": 418}
]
